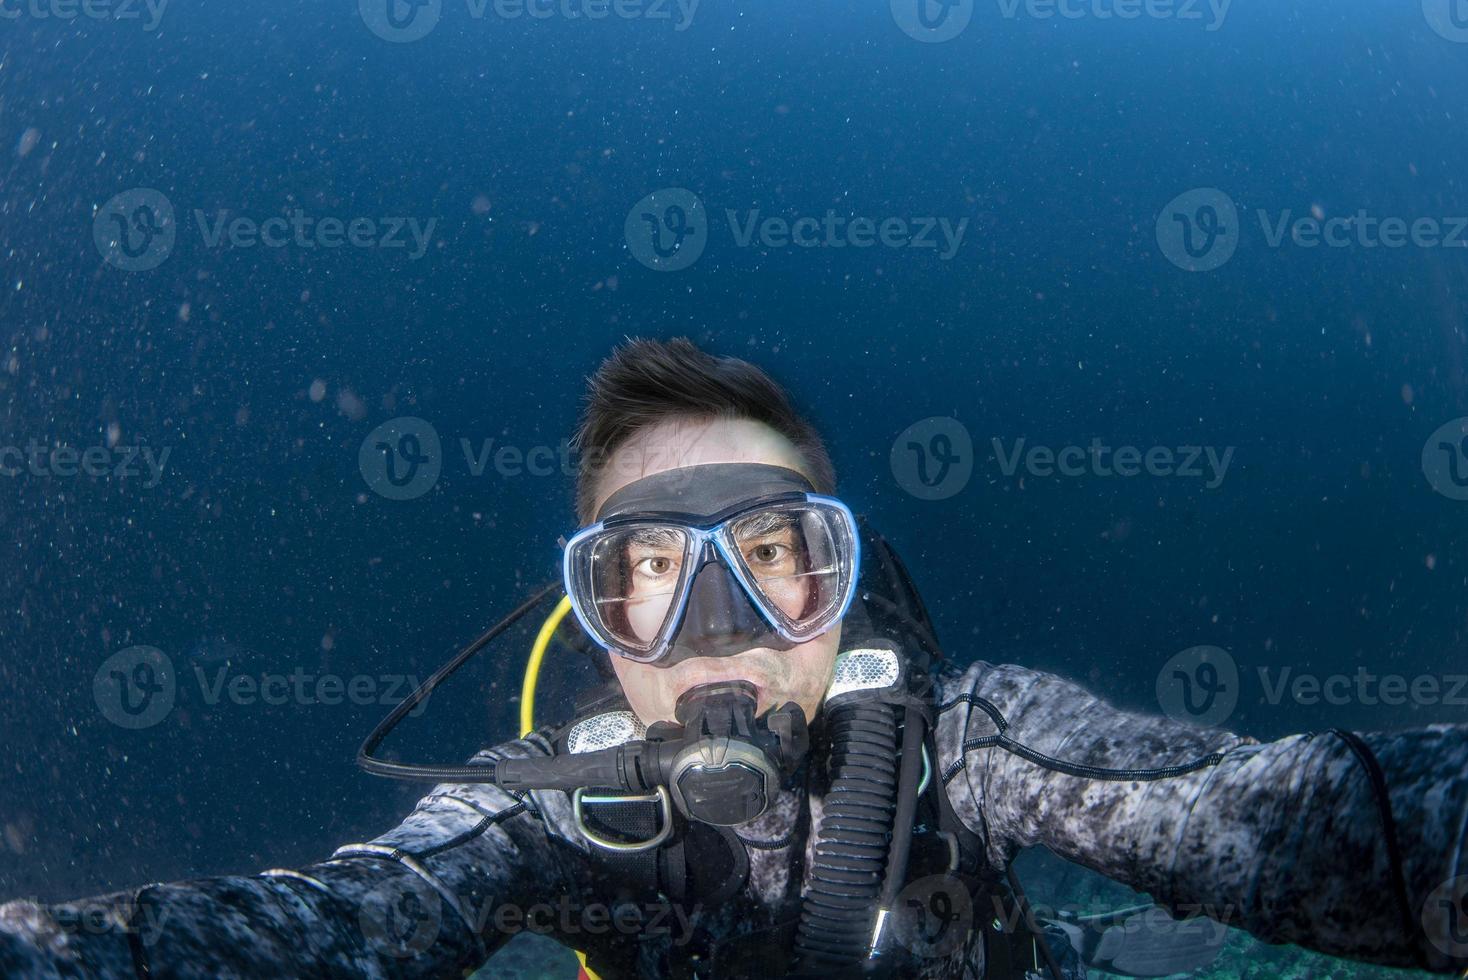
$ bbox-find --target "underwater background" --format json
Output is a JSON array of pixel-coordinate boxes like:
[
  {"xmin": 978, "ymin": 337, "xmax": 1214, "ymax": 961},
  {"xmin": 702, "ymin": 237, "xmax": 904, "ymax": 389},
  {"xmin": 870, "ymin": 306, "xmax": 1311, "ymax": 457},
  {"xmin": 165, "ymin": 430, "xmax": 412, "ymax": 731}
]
[{"xmin": 1, "ymin": 0, "xmax": 1466, "ymax": 976}]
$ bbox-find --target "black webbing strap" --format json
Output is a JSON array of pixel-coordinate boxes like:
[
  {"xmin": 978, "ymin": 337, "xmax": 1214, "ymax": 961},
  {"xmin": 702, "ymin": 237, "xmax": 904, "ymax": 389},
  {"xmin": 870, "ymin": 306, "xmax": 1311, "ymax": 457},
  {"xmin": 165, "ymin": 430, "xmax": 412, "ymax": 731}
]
[{"xmin": 582, "ymin": 795, "xmax": 666, "ymax": 898}]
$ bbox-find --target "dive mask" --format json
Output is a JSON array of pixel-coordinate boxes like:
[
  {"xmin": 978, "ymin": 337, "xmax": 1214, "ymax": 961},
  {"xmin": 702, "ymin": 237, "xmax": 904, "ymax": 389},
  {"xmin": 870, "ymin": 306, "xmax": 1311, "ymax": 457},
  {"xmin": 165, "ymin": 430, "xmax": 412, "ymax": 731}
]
[{"xmin": 563, "ymin": 463, "xmax": 861, "ymax": 665}]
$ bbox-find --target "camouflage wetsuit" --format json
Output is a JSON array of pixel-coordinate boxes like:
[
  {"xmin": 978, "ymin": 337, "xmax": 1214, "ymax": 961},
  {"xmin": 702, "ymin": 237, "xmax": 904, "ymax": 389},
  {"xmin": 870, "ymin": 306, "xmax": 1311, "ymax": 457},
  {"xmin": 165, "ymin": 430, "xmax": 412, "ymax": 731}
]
[{"xmin": 3, "ymin": 660, "xmax": 1466, "ymax": 978}]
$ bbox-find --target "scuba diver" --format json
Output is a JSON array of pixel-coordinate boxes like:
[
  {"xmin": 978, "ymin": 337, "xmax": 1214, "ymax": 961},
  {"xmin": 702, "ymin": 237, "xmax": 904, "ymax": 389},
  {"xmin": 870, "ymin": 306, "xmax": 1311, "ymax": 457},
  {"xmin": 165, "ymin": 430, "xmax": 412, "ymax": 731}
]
[{"xmin": 3, "ymin": 336, "xmax": 1467, "ymax": 979}]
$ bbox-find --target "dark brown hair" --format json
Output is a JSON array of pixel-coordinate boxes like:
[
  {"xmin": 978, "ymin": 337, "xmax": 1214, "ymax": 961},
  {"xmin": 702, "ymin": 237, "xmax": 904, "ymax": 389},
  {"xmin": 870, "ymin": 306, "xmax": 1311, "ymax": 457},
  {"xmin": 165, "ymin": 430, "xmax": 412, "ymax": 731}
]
[{"xmin": 571, "ymin": 337, "xmax": 836, "ymax": 524}]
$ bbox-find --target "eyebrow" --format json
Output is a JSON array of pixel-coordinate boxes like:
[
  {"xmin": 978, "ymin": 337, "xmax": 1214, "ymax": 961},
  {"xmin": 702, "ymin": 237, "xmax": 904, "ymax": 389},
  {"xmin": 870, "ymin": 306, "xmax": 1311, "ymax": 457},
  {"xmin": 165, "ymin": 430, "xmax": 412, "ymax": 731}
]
[
  {"xmin": 627, "ymin": 527, "xmax": 686, "ymax": 548},
  {"xmin": 734, "ymin": 511, "xmax": 798, "ymax": 537}
]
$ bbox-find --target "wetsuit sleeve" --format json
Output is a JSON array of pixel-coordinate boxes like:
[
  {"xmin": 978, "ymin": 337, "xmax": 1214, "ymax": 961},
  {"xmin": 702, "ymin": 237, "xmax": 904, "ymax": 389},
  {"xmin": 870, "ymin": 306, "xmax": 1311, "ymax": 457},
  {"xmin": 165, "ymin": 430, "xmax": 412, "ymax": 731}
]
[
  {"xmin": 935, "ymin": 661, "xmax": 1468, "ymax": 973},
  {"xmin": 0, "ymin": 733, "xmax": 581, "ymax": 979}
]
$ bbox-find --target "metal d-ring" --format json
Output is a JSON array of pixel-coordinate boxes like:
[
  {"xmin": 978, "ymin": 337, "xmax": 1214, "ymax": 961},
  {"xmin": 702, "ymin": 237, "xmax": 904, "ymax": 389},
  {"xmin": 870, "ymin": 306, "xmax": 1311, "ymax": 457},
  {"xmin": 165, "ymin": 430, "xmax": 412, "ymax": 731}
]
[{"xmin": 572, "ymin": 786, "xmax": 675, "ymax": 853}]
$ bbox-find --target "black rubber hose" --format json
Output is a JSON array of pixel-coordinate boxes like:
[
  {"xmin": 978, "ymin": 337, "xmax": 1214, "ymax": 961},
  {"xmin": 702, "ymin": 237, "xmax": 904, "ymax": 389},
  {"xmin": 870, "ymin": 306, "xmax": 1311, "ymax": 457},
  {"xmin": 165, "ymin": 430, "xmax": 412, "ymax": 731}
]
[
  {"xmin": 877, "ymin": 706, "xmax": 927, "ymax": 913},
  {"xmin": 357, "ymin": 581, "xmax": 561, "ymax": 782},
  {"xmin": 793, "ymin": 699, "xmax": 901, "ymax": 972}
]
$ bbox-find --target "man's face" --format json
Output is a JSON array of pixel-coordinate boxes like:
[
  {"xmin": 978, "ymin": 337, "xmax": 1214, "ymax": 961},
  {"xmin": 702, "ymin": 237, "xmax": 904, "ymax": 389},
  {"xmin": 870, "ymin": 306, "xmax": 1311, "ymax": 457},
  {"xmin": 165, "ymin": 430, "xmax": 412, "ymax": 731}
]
[{"xmin": 589, "ymin": 416, "xmax": 843, "ymax": 725}]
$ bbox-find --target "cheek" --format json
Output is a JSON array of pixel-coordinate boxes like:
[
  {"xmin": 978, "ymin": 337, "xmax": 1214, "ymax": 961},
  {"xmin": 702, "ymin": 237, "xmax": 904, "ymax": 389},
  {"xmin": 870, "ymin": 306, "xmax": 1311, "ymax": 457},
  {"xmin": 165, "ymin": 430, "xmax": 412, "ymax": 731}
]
[
  {"xmin": 610, "ymin": 656, "xmax": 648, "ymax": 697},
  {"xmin": 789, "ymin": 634, "xmax": 841, "ymax": 701},
  {"xmin": 609, "ymin": 656, "xmax": 675, "ymax": 720}
]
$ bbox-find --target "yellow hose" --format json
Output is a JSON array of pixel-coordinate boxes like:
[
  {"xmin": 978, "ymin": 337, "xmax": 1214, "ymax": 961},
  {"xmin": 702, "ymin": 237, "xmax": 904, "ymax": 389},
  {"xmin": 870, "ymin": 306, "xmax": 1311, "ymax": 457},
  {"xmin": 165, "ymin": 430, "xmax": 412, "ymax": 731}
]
[
  {"xmin": 518, "ymin": 595, "xmax": 601, "ymax": 979},
  {"xmin": 520, "ymin": 594, "xmax": 573, "ymax": 738}
]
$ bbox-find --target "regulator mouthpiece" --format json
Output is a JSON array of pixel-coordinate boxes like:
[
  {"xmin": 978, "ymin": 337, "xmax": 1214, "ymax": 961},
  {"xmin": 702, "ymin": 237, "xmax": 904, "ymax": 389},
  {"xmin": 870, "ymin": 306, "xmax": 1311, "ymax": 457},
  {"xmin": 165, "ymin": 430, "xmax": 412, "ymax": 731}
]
[{"xmin": 658, "ymin": 682, "xmax": 808, "ymax": 825}]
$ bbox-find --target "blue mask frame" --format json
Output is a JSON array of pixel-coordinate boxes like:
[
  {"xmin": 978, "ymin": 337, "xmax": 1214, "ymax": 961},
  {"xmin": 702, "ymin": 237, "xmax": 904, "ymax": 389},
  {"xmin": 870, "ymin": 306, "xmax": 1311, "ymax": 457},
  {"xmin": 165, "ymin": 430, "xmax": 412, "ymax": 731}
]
[{"xmin": 563, "ymin": 491, "xmax": 861, "ymax": 664}]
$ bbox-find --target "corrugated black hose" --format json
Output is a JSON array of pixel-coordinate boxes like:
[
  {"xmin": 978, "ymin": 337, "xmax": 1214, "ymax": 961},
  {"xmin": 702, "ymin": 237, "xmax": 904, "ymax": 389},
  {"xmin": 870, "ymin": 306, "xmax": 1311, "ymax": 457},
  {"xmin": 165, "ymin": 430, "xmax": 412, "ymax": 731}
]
[{"xmin": 793, "ymin": 698, "xmax": 901, "ymax": 971}]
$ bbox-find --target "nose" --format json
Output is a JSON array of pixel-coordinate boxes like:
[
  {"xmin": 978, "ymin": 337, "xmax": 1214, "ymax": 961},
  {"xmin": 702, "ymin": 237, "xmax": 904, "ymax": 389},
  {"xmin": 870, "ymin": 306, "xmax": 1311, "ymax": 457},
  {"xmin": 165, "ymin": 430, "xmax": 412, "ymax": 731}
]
[
  {"xmin": 676, "ymin": 559, "xmax": 770, "ymax": 658},
  {"xmin": 656, "ymin": 546, "xmax": 798, "ymax": 666}
]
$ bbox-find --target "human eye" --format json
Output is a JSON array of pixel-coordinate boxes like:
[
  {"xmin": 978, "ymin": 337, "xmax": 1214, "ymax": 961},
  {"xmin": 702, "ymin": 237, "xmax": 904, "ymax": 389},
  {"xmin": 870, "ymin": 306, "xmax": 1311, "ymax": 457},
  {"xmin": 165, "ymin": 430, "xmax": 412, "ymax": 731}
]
[
  {"xmin": 746, "ymin": 540, "xmax": 791, "ymax": 566},
  {"xmin": 626, "ymin": 528, "xmax": 684, "ymax": 581},
  {"xmin": 634, "ymin": 553, "xmax": 680, "ymax": 578}
]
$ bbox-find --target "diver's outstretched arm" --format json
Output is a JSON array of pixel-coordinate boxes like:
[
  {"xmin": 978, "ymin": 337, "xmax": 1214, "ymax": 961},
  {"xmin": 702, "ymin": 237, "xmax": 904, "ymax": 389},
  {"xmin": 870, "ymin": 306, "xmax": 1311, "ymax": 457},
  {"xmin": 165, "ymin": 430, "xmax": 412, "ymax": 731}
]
[
  {"xmin": 0, "ymin": 733, "xmax": 579, "ymax": 979},
  {"xmin": 936, "ymin": 660, "xmax": 1468, "ymax": 974}
]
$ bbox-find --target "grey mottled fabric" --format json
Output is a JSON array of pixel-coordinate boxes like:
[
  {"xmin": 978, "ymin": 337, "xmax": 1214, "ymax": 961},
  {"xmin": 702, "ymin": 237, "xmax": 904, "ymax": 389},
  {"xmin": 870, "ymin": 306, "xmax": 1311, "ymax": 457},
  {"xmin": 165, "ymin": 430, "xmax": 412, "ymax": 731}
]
[{"xmin": 3, "ymin": 660, "xmax": 1465, "ymax": 978}]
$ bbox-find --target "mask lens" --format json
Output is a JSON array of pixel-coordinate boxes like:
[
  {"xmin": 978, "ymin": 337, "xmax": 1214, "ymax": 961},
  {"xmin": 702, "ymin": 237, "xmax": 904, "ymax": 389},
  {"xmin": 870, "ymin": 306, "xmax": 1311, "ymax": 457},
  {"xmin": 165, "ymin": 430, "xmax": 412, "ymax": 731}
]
[
  {"xmin": 725, "ymin": 502, "xmax": 851, "ymax": 635},
  {"xmin": 583, "ymin": 524, "xmax": 690, "ymax": 653}
]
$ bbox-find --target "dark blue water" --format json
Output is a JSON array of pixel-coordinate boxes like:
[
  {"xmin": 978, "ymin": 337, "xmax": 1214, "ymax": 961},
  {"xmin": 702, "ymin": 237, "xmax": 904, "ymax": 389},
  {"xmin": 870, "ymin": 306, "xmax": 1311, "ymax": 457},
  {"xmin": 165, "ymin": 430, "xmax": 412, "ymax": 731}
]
[{"xmin": 1, "ymin": 3, "xmax": 1464, "ymax": 973}]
